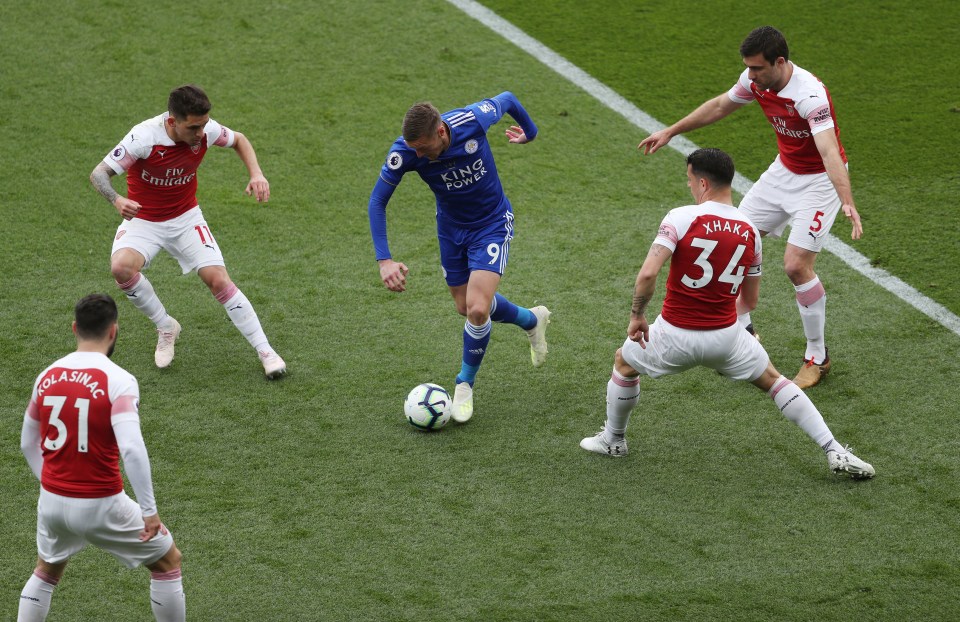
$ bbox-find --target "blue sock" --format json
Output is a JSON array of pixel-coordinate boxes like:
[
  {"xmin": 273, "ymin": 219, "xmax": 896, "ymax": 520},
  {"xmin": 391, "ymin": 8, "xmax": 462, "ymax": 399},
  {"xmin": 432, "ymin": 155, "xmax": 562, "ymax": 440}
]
[
  {"xmin": 455, "ymin": 319, "xmax": 491, "ymax": 386},
  {"xmin": 490, "ymin": 293, "xmax": 536, "ymax": 330}
]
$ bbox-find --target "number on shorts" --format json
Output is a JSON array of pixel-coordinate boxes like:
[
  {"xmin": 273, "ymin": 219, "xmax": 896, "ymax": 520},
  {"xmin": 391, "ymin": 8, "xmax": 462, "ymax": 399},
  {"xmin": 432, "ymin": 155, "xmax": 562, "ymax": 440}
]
[
  {"xmin": 194, "ymin": 225, "xmax": 214, "ymax": 244},
  {"xmin": 42, "ymin": 395, "xmax": 90, "ymax": 453},
  {"xmin": 681, "ymin": 238, "xmax": 747, "ymax": 295},
  {"xmin": 487, "ymin": 243, "xmax": 500, "ymax": 265},
  {"xmin": 810, "ymin": 210, "xmax": 825, "ymax": 233}
]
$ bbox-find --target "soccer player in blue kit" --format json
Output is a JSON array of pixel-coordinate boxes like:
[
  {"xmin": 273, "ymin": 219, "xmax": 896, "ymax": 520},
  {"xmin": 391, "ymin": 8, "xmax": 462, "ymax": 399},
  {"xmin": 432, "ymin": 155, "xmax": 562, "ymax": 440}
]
[{"xmin": 369, "ymin": 92, "xmax": 551, "ymax": 423}]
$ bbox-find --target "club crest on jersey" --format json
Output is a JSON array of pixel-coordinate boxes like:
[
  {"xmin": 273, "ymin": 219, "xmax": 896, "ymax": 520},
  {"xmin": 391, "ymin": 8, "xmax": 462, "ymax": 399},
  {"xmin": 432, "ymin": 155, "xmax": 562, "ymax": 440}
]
[
  {"xmin": 786, "ymin": 104, "xmax": 796, "ymax": 117},
  {"xmin": 191, "ymin": 144, "xmax": 201, "ymax": 154},
  {"xmin": 478, "ymin": 101, "xmax": 495, "ymax": 114},
  {"xmin": 110, "ymin": 146, "xmax": 126, "ymax": 161},
  {"xmin": 465, "ymin": 139, "xmax": 478, "ymax": 154},
  {"xmin": 387, "ymin": 151, "xmax": 403, "ymax": 170}
]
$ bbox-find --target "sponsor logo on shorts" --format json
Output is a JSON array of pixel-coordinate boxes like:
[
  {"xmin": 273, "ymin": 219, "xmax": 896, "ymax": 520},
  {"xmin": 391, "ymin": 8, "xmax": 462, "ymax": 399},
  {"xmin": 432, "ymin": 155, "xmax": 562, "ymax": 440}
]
[
  {"xmin": 465, "ymin": 139, "xmax": 478, "ymax": 154},
  {"xmin": 387, "ymin": 151, "xmax": 403, "ymax": 170}
]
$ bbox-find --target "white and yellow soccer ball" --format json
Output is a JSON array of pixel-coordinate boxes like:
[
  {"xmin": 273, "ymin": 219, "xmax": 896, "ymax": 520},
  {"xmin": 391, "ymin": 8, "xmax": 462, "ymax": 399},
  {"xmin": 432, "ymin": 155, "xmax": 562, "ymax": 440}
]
[{"xmin": 404, "ymin": 383, "xmax": 452, "ymax": 431}]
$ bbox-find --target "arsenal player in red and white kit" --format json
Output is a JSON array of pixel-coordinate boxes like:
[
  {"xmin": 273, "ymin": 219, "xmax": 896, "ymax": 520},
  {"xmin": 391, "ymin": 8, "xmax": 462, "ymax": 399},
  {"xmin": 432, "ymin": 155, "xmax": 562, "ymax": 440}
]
[
  {"xmin": 578, "ymin": 149, "xmax": 873, "ymax": 480},
  {"xmin": 18, "ymin": 294, "xmax": 185, "ymax": 622},
  {"xmin": 89, "ymin": 84, "xmax": 286, "ymax": 379},
  {"xmin": 639, "ymin": 26, "xmax": 861, "ymax": 389}
]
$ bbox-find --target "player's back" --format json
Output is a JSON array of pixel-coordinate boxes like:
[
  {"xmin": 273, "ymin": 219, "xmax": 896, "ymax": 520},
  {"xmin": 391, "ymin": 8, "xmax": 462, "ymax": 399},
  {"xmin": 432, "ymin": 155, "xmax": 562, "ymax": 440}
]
[
  {"xmin": 658, "ymin": 201, "xmax": 761, "ymax": 330},
  {"xmin": 29, "ymin": 352, "xmax": 138, "ymax": 498}
]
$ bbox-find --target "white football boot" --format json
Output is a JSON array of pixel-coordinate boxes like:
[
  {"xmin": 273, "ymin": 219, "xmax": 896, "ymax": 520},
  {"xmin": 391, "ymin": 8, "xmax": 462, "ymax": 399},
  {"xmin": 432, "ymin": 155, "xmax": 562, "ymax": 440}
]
[
  {"xmin": 154, "ymin": 318, "xmax": 182, "ymax": 368},
  {"xmin": 827, "ymin": 446, "xmax": 875, "ymax": 480},
  {"xmin": 259, "ymin": 350, "xmax": 287, "ymax": 380},
  {"xmin": 526, "ymin": 306, "xmax": 551, "ymax": 368},
  {"xmin": 450, "ymin": 382, "xmax": 474, "ymax": 423},
  {"xmin": 579, "ymin": 430, "xmax": 628, "ymax": 457}
]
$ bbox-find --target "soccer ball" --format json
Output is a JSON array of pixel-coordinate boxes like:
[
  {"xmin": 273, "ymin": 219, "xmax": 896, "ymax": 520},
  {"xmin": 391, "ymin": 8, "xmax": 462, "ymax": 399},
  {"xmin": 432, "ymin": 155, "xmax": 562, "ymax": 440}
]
[{"xmin": 404, "ymin": 383, "xmax": 451, "ymax": 431}]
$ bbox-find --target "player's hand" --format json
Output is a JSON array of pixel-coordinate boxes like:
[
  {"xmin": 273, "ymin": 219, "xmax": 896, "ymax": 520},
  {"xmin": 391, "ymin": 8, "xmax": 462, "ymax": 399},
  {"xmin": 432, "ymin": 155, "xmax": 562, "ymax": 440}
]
[
  {"xmin": 113, "ymin": 196, "xmax": 142, "ymax": 220},
  {"xmin": 638, "ymin": 129, "xmax": 673, "ymax": 155},
  {"xmin": 379, "ymin": 259, "xmax": 409, "ymax": 292},
  {"xmin": 245, "ymin": 174, "xmax": 270, "ymax": 203},
  {"xmin": 627, "ymin": 315, "xmax": 649, "ymax": 347},
  {"xmin": 140, "ymin": 513, "xmax": 168, "ymax": 542},
  {"xmin": 505, "ymin": 125, "xmax": 529, "ymax": 144},
  {"xmin": 843, "ymin": 203, "xmax": 863, "ymax": 240}
]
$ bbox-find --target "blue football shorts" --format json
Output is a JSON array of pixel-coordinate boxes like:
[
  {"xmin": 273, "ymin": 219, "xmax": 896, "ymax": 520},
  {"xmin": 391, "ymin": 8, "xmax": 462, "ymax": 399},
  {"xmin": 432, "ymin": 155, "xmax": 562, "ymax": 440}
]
[{"xmin": 437, "ymin": 211, "xmax": 515, "ymax": 287}]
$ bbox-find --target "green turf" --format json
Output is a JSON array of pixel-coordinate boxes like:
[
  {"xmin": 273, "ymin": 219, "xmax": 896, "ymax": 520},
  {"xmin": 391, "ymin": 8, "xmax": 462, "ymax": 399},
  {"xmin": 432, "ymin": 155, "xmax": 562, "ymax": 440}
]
[
  {"xmin": 480, "ymin": 0, "xmax": 960, "ymax": 315},
  {"xmin": 1, "ymin": 1, "xmax": 958, "ymax": 620}
]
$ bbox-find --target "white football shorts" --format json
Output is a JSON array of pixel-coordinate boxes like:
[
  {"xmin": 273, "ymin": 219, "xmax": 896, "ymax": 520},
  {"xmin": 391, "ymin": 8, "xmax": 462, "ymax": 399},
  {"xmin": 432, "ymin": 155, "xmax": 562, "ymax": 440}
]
[
  {"xmin": 620, "ymin": 315, "xmax": 769, "ymax": 382},
  {"xmin": 111, "ymin": 206, "xmax": 226, "ymax": 274},
  {"xmin": 36, "ymin": 488, "xmax": 174, "ymax": 569},
  {"xmin": 739, "ymin": 156, "xmax": 843, "ymax": 252}
]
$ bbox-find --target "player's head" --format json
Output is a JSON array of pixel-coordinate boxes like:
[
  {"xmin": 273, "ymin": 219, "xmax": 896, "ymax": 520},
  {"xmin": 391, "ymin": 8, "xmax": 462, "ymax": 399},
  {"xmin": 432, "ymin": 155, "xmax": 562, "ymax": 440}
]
[
  {"xmin": 73, "ymin": 294, "xmax": 119, "ymax": 357},
  {"xmin": 686, "ymin": 148, "xmax": 735, "ymax": 203},
  {"xmin": 740, "ymin": 26, "xmax": 789, "ymax": 64},
  {"xmin": 169, "ymin": 84, "xmax": 212, "ymax": 120},
  {"xmin": 402, "ymin": 102, "xmax": 449, "ymax": 160},
  {"xmin": 166, "ymin": 84, "xmax": 211, "ymax": 147},
  {"xmin": 740, "ymin": 26, "xmax": 790, "ymax": 91}
]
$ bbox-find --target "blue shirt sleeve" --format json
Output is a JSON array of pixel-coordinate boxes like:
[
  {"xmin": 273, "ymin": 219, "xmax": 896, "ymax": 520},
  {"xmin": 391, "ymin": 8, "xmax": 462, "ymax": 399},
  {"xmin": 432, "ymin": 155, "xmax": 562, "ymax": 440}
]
[
  {"xmin": 368, "ymin": 176, "xmax": 398, "ymax": 260},
  {"xmin": 489, "ymin": 91, "xmax": 538, "ymax": 141}
]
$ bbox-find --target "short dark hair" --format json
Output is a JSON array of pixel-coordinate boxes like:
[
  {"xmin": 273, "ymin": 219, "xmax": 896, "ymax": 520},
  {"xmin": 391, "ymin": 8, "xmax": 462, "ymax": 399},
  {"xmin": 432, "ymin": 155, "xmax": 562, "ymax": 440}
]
[
  {"xmin": 168, "ymin": 84, "xmax": 212, "ymax": 120},
  {"xmin": 687, "ymin": 148, "xmax": 735, "ymax": 188},
  {"xmin": 402, "ymin": 102, "xmax": 441, "ymax": 142},
  {"xmin": 740, "ymin": 26, "xmax": 789, "ymax": 64},
  {"xmin": 74, "ymin": 294, "xmax": 118, "ymax": 340}
]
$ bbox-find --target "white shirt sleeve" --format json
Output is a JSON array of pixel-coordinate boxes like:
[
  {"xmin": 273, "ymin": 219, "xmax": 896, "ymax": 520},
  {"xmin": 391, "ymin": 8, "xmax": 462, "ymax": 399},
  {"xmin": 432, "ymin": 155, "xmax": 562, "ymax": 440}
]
[
  {"xmin": 21, "ymin": 406, "xmax": 43, "ymax": 480},
  {"xmin": 205, "ymin": 118, "xmax": 235, "ymax": 148},
  {"xmin": 113, "ymin": 418, "xmax": 158, "ymax": 517},
  {"xmin": 727, "ymin": 69, "xmax": 755, "ymax": 104}
]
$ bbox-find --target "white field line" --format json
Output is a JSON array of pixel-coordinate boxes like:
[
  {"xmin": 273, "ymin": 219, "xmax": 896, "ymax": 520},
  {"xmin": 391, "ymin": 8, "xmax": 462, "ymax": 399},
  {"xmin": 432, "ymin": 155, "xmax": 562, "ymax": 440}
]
[{"xmin": 448, "ymin": 0, "xmax": 960, "ymax": 337}]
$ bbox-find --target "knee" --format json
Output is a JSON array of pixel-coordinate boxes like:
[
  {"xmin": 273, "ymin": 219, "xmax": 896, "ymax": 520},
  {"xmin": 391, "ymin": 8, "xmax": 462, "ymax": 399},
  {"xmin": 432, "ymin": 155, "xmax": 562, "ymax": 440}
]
[
  {"xmin": 466, "ymin": 305, "xmax": 490, "ymax": 326},
  {"xmin": 200, "ymin": 269, "xmax": 232, "ymax": 295},
  {"xmin": 613, "ymin": 349, "xmax": 637, "ymax": 378},
  {"xmin": 110, "ymin": 258, "xmax": 138, "ymax": 284},
  {"xmin": 783, "ymin": 257, "xmax": 815, "ymax": 285},
  {"xmin": 151, "ymin": 544, "xmax": 183, "ymax": 573}
]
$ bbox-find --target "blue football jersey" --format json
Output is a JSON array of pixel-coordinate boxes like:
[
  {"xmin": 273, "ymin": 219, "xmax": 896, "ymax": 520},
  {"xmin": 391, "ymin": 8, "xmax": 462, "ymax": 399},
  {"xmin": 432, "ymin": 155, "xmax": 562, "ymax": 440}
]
[{"xmin": 369, "ymin": 92, "xmax": 537, "ymax": 260}]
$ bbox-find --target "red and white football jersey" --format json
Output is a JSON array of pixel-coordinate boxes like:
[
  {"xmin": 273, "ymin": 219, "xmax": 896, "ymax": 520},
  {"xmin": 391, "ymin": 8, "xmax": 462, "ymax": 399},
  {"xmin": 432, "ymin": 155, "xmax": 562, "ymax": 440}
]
[
  {"xmin": 654, "ymin": 201, "xmax": 762, "ymax": 330},
  {"xmin": 25, "ymin": 352, "xmax": 140, "ymax": 498},
  {"xmin": 103, "ymin": 112, "xmax": 235, "ymax": 222},
  {"xmin": 728, "ymin": 63, "xmax": 846, "ymax": 175}
]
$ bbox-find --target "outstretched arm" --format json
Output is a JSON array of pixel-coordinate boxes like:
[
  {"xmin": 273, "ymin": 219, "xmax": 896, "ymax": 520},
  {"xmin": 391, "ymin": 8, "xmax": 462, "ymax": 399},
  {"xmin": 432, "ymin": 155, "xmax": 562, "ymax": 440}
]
[
  {"xmin": 232, "ymin": 131, "xmax": 270, "ymax": 202},
  {"xmin": 814, "ymin": 130, "xmax": 862, "ymax": 239},
  {"xmin": 638, "ymin": 94, "xmax": 744, "ymax": 154},
  {"xmin": 90, "ymin": 162, "xmax": 141, "ymax": 220}
]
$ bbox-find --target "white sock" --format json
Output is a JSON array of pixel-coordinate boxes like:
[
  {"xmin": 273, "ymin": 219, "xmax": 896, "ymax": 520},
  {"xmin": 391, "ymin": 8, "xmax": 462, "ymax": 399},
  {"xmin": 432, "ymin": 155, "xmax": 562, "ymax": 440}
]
[
  {"xmin": 769, "ymin": 376, "xmax": 844, "ymax": 453},
  {"xmin": 18, "ymin": 572, "xmax": 57, "ymax": 622},
  {"xmin": 150, "ymin": 570, "xmax": 186, "ymax": 622},
  {"xmin": 795, "ymin": 276, "xmax": 827, "ymax": 363},
  {"xmin": 604, "ymin": 369, "xmax": 640, "ymax": 442},
  {"xmin": 215, "ymin": 284, "xmax": 270, "ymax": 352},
  {"xmin": 117, "ymin": 273, "xmax": 171, "ymax": 327}
]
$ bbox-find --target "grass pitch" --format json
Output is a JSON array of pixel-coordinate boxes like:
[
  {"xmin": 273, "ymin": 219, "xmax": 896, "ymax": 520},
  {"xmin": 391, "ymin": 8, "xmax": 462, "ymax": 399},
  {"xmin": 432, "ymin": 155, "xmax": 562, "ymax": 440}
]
[{"xmin": 1, "ymin": 1, "xmax": 958, "ymax": 620}]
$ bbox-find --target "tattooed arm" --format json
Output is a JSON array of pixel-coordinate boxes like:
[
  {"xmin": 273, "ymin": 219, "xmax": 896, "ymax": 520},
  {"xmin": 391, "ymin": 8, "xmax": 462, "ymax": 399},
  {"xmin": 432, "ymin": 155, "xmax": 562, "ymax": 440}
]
[
  {"xmin": 90, "ymin": 162, "xmax": 141, "ymax": 220},
  {"xmin": 628, "ymin": 242, "xmax": 672, "ymax": 345}
]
